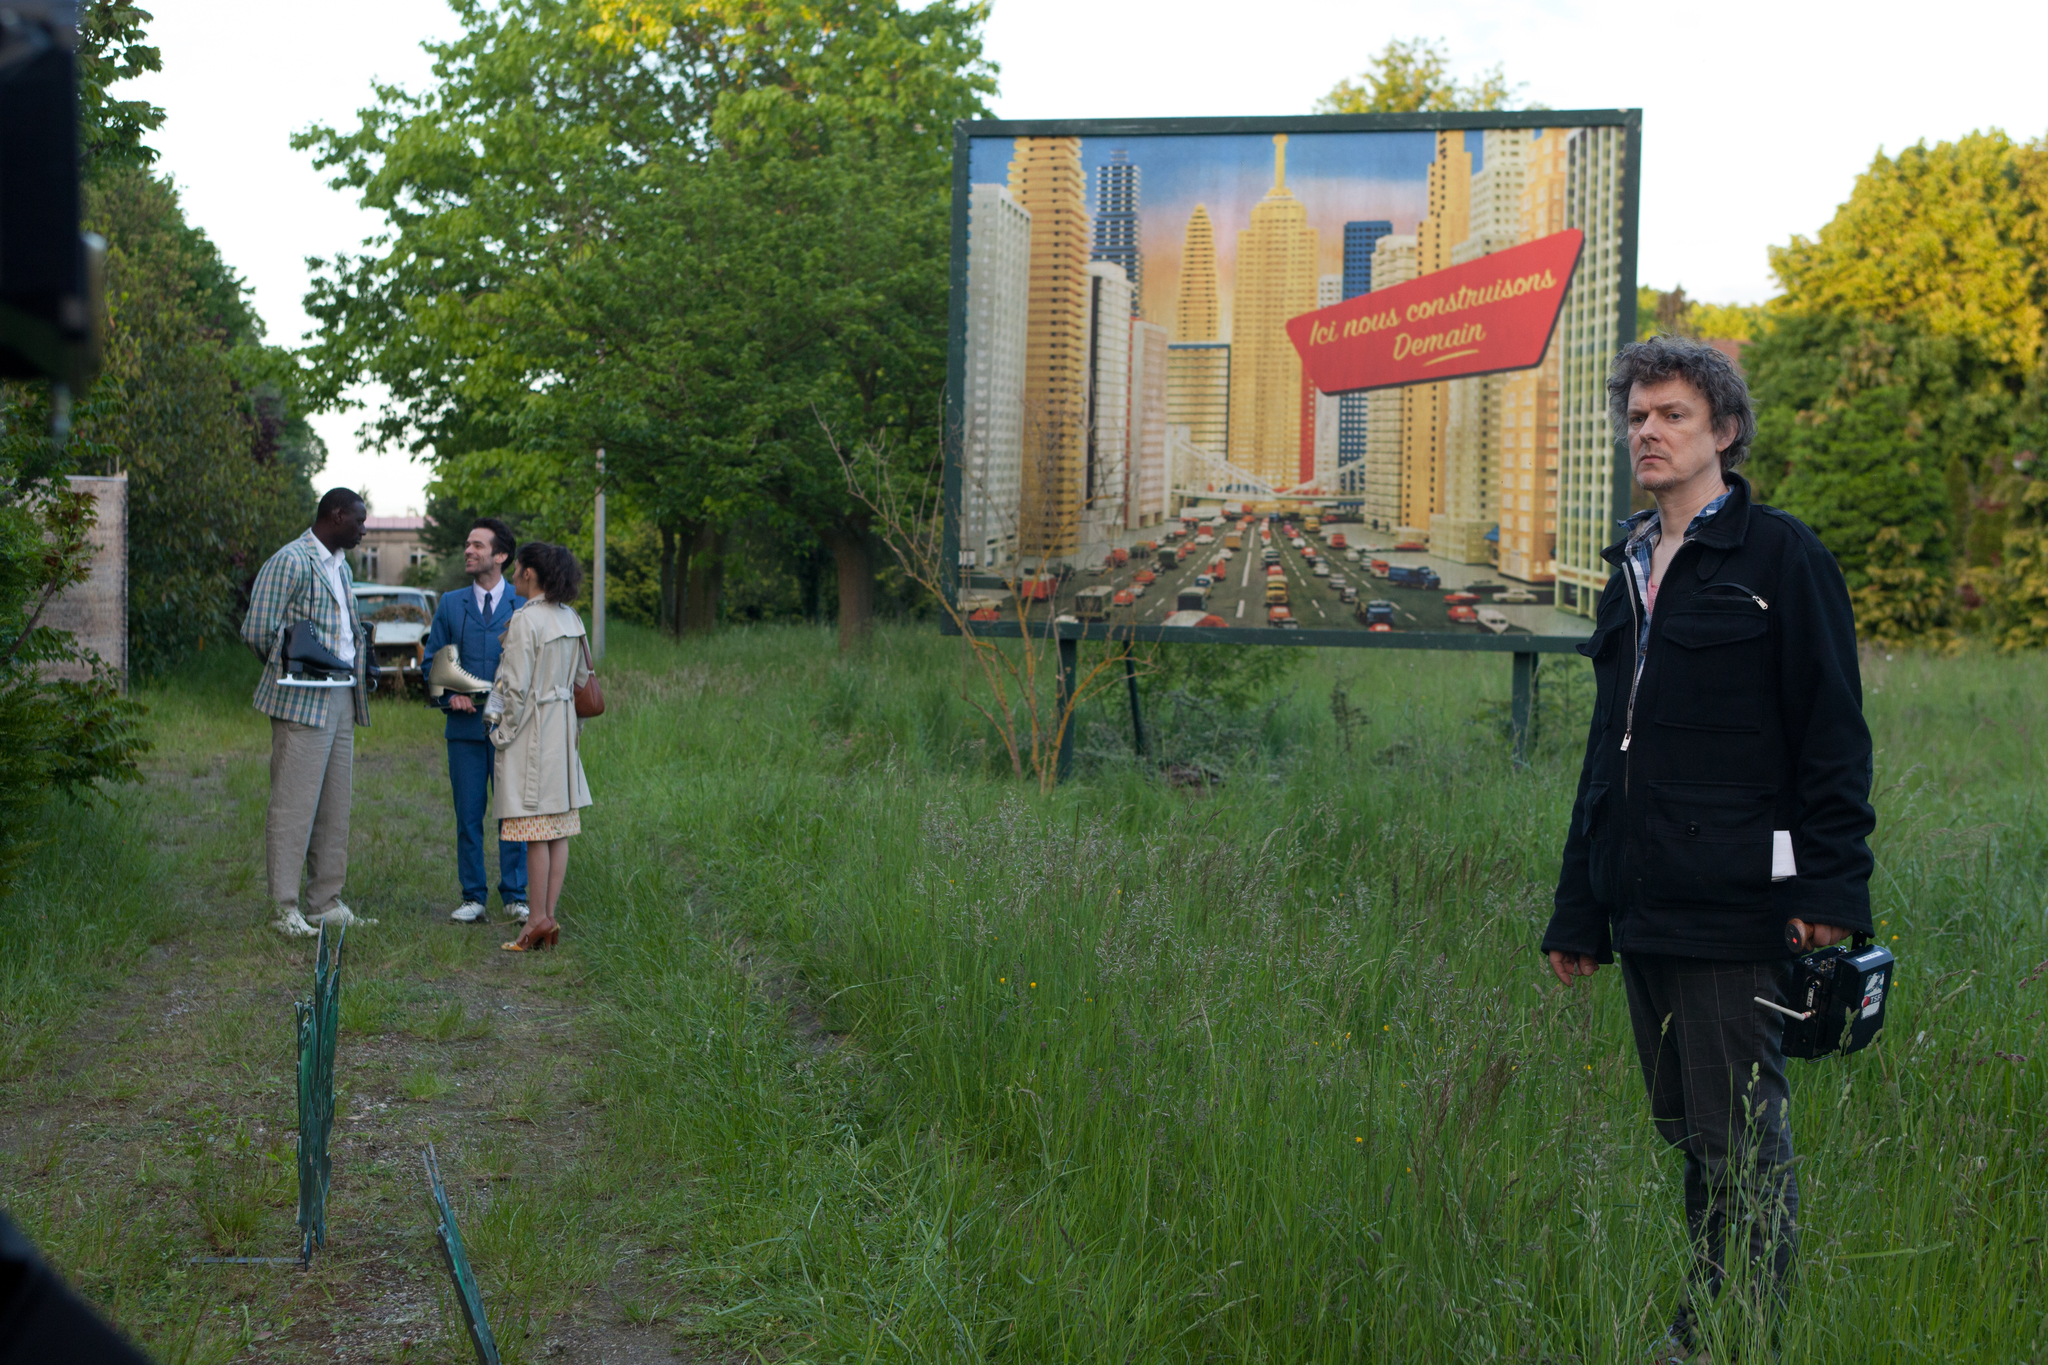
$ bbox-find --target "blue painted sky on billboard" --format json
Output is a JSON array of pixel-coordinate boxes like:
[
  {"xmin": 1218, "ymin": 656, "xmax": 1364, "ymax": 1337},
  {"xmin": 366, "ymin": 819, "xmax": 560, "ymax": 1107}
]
[{"xmin": 966, "ymin": 129, "xmax": 1493, "ymax": 332}]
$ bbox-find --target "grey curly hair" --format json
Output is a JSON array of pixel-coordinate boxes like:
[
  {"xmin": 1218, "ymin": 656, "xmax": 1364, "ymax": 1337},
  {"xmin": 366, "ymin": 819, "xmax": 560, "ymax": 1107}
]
[{"xmin": 1607, "ymin": 335, "xmax": 1757, "ymax": 472}]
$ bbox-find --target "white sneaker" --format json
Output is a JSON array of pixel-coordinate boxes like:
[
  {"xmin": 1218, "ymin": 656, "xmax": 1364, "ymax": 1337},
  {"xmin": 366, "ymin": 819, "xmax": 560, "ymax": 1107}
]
[
  {"xmin": 451, "ymin": 900, "xmax": 488, "ymax": 923},
  {"xmin": 311, "ymin": 901, "xmax": 376, "ymax": 928},
  {"xmin": 504, "ymin": 901, "xmax": 531, "ymax": 923},
  {"xmin": 274, "ymin": 907, "xmax": 320, "ymax": 938}
]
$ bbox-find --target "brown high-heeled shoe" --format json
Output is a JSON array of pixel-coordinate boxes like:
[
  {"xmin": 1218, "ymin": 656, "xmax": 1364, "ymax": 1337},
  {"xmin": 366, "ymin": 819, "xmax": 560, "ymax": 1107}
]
[{"xmin": 501, "ymin": 921, "xmax": 559, "ymax": 952}]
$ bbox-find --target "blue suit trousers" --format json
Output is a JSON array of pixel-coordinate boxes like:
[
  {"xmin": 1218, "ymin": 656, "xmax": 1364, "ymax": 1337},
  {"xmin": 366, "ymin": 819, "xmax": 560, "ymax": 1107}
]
[{"xmin": 448, "ymin": 739, "xmax": 527, "ymax": 904}]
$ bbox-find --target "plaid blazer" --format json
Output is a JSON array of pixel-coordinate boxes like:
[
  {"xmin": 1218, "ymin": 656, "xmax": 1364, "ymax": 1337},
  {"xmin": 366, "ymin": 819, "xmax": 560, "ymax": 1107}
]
[{"xmin": 240, "ymin": 530, "xmax": 371, "ymax": 727}]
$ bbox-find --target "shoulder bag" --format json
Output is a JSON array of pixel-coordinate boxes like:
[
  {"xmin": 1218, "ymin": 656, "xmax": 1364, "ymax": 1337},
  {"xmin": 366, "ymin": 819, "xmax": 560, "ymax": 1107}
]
[{"xmin": 573, "ymin": 636, "xmax": 604, "ymax": 718}]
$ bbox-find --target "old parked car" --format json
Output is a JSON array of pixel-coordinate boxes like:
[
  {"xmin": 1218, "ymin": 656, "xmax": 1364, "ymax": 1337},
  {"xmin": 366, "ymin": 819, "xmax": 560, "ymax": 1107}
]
[{"xmin": 351, "ymin": 584, "xmax": 438, "ymax": 695}]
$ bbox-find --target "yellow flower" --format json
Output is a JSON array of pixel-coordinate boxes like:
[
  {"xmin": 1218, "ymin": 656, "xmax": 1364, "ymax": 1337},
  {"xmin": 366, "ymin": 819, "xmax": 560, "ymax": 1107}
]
[
  {"xmin": 1355, "ymin": 1136, "xmax": 1362, "ymax": 1144},
  {"xmin": 1029, "ymin": 982, "xmax": 1036, "ymax": 989},
  {"xmin": 1892, "ymin": 935, "xmax": 1899, "ymax": 941},
  {"xmin": 999, "ymin": 977, "xmax": 1006, "ymax": 983},
  {"xmin": 1382, "ymin": 1025, "xmax": 1389, "ymax": 1032},
  {"xmin": 1584, "ymin": 1065, "xmax": 1593, "ymax": 1072}
]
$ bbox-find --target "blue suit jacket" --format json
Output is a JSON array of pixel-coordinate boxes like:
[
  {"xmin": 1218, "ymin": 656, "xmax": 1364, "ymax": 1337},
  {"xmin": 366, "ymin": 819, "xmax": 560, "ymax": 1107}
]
[{"xmin": 423, "ymin": 582, "xmax": 526, "ymax": 742}]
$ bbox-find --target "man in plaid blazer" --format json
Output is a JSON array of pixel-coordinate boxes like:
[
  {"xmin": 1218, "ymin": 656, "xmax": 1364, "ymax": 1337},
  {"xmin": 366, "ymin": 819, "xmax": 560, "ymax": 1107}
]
[{"xmin": 240, "ymin": 488, "xmax": 374, "ymax": 937}]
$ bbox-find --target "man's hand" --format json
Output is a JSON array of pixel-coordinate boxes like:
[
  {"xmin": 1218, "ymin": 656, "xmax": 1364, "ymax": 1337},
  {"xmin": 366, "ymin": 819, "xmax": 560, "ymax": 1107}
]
[
  {"xmin": 1548, "ymin": 950, "xmax": 1600, "ymax": 987},
  {"xmin": 1788, "ymin": 919, "xmax": 1850, "ymax": 951},
  {"xmin": 447, "ymin": 694, "xmax": 475, "ymax": 714}
]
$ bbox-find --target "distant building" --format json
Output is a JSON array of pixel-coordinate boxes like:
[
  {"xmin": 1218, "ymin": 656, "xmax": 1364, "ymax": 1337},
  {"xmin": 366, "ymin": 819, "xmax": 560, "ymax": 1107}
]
[
  {"xmin": 356, "ymin": 515, "xmax": 429, "ymax": 585},
  {"xmin": 1400, "ymin": 131, "xmax": 1474, "ymax": 538},
  {"xmin": 1130, "ymin": 320, "xmax": 1169, "ymax": 526},
  {"xmin": 1362, "ymin": 234, "xmax": 1417, "ymax": 531},
  {"xmin": 1499, "ymin": 128, "xmax": 1571, "ymax": 584},
  {"xmin": 1082, "ymin": 261, "xmax": 1134, "ymax": 562},
  {"xmin": 1008, "ymin": 136, "xmax": 1091, "ymax": 565},
  {"xmin": 961, "ymin": 183, "xmax": 1032, "ymax": 570},
  {"xmin": 1167, "ymin": 342, "xmax": 1230, "ymax": 470},
  {"xmin": 1437, "ymin": 129, "xmax": 1532, "ymax": 565},
  {"xmin": 1305, "ymin": 272, "xmax": 1342, "ymax": 488},
  {"xmin": 1090, "ymin": 150, "xmax": 1142, "ymax": 317},
  {"xmin": 1555, "ymin": 125, "xmax": 1630, "ymax": 614},
  {"xmin": 1166, "ymin": 201, "xmax": 1230, "ymax": 485},
  {"xmin": 1229, "ymin": 135, "xmax": 1319, "ymax": 490},
  {"xmin": 1336, "ymin": 221, "xmax": 1393, "ymax": 497}
]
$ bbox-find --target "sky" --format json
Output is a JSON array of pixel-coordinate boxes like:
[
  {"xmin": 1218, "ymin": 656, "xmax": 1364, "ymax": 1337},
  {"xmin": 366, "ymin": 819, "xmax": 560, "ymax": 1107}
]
[{"xmin": 126, "ymin": 0, "xmax": 2048, "ymax": 513}]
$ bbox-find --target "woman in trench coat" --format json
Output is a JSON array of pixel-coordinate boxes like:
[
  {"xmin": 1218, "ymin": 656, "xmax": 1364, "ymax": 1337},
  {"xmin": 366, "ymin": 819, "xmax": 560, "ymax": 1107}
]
[{"xmin": 486, "ymin": 542, "xmax": 593, "ymax": 951}]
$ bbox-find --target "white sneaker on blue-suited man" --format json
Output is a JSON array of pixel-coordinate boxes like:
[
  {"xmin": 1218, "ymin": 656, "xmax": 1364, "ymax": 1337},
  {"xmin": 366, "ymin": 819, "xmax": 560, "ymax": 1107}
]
[{"xmin": 450, "ymin": 900, "xmax": 488, "ymax": 923}]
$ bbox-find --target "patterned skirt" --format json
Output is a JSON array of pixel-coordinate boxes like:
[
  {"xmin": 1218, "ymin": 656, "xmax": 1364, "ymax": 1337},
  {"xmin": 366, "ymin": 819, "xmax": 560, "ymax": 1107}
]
[{"xmin": 500, "ymin": 809, "xmax": 581, "ymax": 841}]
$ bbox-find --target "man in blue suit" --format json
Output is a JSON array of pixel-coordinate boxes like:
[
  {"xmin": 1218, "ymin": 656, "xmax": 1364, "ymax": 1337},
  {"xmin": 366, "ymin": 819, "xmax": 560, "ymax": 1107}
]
[{"xmin": 423, "ymin": 518, "xmax": 529, "ymax": 924}]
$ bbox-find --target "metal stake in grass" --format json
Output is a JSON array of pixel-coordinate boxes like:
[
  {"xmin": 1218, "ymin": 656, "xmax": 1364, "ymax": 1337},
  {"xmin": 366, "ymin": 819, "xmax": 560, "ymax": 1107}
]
[
  {"xmin": 424, "ymin": 1143, "xmax": 501, "ymax": 1365},
  {"xmin": 295, "ymin": 921, "xmax": 346, "ymax": 1266}
]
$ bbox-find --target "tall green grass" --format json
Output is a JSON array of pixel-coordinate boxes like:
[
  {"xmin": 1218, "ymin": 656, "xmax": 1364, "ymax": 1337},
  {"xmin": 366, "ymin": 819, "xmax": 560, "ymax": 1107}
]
[{"xmin": 572, "ymin": 625, "xmax": 2046, "ymax": 1362}]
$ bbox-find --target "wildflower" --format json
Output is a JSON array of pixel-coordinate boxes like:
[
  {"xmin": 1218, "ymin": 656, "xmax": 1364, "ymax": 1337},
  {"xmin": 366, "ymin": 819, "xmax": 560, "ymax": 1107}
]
[
  {"xmin": 1355, "ymin": 1137, "xmax": 1362, "ymax": 1144},
  {"xmin": 1585, "ymin": 1065, "xmax": 1593, "ymax": 1072},
  {"xmin": 1029, "ymin": 982, "xmax": 1036, "ymax": 989},
  {"xmin": 1000, "ymin": 977, "xmax": 1006, "ymax": 983},
  {"xmin": 1382, "ymin": 1025, "xmax": 1389, "ymax": 1032},
  {"xmin": 1892, "ymin": 935, "xmax": 1899, "ymax": 941}
]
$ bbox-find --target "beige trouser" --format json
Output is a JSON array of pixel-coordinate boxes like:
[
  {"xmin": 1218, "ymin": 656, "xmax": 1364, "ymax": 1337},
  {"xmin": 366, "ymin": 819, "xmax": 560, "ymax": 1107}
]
[{"xmin": 266, "ymin": 699, "xmax": 354, "ymax": 914}]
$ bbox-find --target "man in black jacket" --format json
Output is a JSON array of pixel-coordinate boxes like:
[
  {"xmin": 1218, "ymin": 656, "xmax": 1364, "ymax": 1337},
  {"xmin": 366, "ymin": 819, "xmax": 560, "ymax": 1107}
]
[{"xmin": 1542, "ymin": 337, "xmax": 1875, "ymax": 1356}]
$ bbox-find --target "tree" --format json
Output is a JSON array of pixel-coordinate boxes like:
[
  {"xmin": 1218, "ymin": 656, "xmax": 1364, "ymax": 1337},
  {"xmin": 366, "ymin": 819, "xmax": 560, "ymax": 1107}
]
[
  {"xmin": 1769, "ymin": 131, "xmax": 2048, "ymax": 373},
  {"xmin": 1853, "ymin": 527, "xmax": 1955, "ymax": 650},
  {"xmin": 1970, "ymin": 475, "xmax": 2048, "ymax": 651},
  {"xmin": 1636, "ymin": 285, "xmax": 1764, "ymax": 342},
  {"xmin": 1316, "ymin": 37, "xmax": 1520, "ymax": 114},
  {"xmin": 299, "ymin": 0, "xmax": 992, "ymax": 648}
]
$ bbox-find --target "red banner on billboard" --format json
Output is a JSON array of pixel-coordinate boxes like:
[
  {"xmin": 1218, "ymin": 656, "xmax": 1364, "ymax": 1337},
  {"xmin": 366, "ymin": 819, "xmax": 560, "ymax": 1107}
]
[{"xmin": 1286, "ymin": 229, "xmax": 1584, "ymax": 394}]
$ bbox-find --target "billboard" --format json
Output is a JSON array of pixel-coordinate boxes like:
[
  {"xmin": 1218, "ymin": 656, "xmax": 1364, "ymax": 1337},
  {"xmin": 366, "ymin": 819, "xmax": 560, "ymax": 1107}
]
[{"xmin": 942, "ymin": 112, "xmax": 1641, "ymax": 650}]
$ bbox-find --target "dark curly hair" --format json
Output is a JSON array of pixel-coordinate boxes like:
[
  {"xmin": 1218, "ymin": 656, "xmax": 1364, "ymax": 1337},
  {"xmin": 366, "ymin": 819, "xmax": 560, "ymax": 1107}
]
[
  {"xmin": 515, "ymin": 542, "xmax": 583, "ymax": 603},
  {"xmin": 1607, "ymin": 335, "xmax": 1757, "ymax": 472}
]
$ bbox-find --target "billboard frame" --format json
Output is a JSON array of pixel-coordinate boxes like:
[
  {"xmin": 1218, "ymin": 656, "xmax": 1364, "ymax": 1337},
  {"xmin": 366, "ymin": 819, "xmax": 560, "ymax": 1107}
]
[{"xmin": 940, "ymin": 108, "xmax": 1642, "ymax": 660}]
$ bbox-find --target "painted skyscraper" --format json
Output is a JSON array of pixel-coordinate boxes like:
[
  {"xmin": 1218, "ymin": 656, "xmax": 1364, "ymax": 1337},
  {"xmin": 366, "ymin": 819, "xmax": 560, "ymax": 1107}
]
[
  {"xmin": 1306, "ymin": 272, "xmax": 1342, "ymax": 488},
  {"xmin": 1167, "ymin": 204, "xmax": 1228, "ymax": 461},
  {"xmin": 960, "ymin": 183, "xmax": 1031, "ymax": 570},
  {"xmin": 1082, "ymin": 261, "xmax": 1133, "ymax": 561},
  {"xmin": 1336, "ymin": 220, "xmax": 1392, "ymax": 496},
  {"xmin": 1008, "ymin": 136, "xmax": 1090, "ymax": 564},
  {"xmin": 1228, "ymin": 135, "xmax": 1319, "ymax": 490},
  {"xmin": 1091, "ymin": 150, "xmax": 1142, "ymax": 318},
  {"xmin": 1130, "ymin": 320, "xmax": 1168, "ymax": 527},
  {"xmin": 1500, "ymin": 128, "xmax": 1570, "ymax": 584},
  {"xmin": 1398, "ymin": 131, "xmax": 1473, "ymax": 536},
  {"xmin": 1437, "ymin": 128, "xmax": 1532, "ymax": 564},
  {"xmin": 1362, "ymin": 233, "xmax": 1417, "ymax": 531},
  {"xmin": 1556, "ymin": 125, "xmax": 1630, "ymax": 612}
]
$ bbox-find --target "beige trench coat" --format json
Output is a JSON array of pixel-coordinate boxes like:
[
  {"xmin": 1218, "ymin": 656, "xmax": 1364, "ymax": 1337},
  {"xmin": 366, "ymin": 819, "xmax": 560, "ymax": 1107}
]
[{"xmin": 489, "ymin": 600, "xmax": 594, "ymax": 819}]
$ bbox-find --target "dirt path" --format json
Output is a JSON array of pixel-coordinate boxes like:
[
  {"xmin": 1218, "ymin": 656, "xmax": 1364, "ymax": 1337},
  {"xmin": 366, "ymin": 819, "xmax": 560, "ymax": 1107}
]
[{"xmin": 0, "ymin": 702, "xmax": 725, "ymax": 1364}]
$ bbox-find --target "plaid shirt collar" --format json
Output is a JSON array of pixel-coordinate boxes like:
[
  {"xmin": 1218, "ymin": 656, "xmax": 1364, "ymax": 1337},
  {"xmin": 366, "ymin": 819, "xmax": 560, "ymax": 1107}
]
[{"xmin": 1622, "ymin": 485, "xmax": 1731, "ymax": 658}]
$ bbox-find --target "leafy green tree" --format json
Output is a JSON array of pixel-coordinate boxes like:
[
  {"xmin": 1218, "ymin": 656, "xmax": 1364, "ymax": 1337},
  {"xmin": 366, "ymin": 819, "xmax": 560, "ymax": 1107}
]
[
  {"xmin": 1316, "ymin": 37, "xmax": 1520, "ymax": 114},
  {"xmin": 65, "ymin": 170, "xmax": 321, "ymax": 673},
  {"xmin": 1969, "ymin": 475, "xmax": 2048, "ymax": 651},
  {"xmin": 1636, "ymin": 285, "xmax": 1765, "ymax": 342},
  {"xmin": 299, "ymin": 0, "xmax": 991, "ymax": 649},
  {"xmin": 1746, "ymin": 314, "xmax": 2019, "ymax": 604},
  {"xmin": 1853, "ymin": 526, "xmax": 1956, "ymax": 650},
  {"xmin": 1769, "ymin": 131, "xmax": 2048, "ymax": 373}
]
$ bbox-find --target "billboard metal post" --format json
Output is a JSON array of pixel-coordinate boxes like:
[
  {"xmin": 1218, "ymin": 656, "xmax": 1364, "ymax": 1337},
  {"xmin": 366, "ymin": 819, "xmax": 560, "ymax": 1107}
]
[
  {"xmin": 1123, "ymin": 651, "xmax": 1146, "ymax": 757},
  {"xmin": 1511, "ymin": 652, "xmax": 1539, "ymax": 766},
  {"xmin": 1054, "ymin": 631, "xmax": 1079, "ymax": 782},
  {"xmin": 592, "ymin": 448, "xmax": 606, "ymax": 664}
]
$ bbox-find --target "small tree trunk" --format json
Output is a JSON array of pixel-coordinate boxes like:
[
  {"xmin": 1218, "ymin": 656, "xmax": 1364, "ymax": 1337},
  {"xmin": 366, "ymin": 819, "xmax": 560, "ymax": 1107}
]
[
  {"xmin": 821, "ymin": 518, "xmax": 874, "ymax": 653},
  {"xmin": 657, "ymin": 524, "xmax": 680, "ymax": 636},
  {"xmin": 683, "ymin": 525, "xmax": 726, "ymax": 635}
]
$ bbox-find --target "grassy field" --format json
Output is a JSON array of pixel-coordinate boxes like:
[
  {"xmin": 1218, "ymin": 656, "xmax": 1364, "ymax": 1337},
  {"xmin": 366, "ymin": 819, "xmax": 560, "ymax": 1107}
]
[{"xmin": 0, "ymin": 623, "xmax": 2042, "ymax": 1362}]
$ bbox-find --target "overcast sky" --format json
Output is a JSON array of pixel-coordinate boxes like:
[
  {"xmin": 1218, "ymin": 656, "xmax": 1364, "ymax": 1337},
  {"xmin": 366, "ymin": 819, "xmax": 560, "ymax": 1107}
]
[{"xmin": 126, "ymin": 0, "xmax": 2047, "ymax": 513}]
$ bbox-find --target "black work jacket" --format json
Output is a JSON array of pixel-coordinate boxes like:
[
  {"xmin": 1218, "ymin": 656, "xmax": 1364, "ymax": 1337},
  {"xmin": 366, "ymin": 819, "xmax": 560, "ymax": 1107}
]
[{"xmin": 1542, "ymin": 476, "xmax": 1876, "ymax": 962}]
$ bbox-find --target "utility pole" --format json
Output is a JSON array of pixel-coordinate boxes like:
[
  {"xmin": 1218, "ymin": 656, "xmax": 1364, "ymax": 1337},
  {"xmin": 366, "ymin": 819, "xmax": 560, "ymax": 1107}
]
[{"xmin": 593, "ymin": 448, "xmax": 607, "ymax": 662}]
